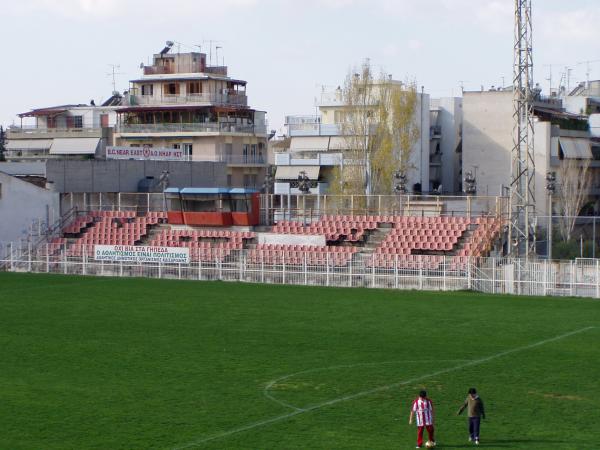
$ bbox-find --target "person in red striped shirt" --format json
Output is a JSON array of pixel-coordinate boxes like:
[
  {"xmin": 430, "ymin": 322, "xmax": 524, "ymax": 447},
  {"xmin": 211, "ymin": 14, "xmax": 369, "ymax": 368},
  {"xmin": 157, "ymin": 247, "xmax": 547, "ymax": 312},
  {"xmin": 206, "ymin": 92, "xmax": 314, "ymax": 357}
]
[{"xmin": 409, "ymin": 390, "xmax": 436, "ymax": 448}]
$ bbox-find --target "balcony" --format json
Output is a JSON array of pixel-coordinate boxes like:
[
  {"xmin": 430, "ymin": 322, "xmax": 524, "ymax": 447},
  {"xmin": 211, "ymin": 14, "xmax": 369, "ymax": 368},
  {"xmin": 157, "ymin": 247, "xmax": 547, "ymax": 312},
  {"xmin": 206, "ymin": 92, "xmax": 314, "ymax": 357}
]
[
  {"xmin": 275, "ymin": 152, "xmax": 343, "ymax": 166},
  {"xmin": 287, "ymin": 122, "xmax": 342, "ymax": 137},
  {"xmin": 128, "ymin": 92, "xmax": 247, "ymax": 107},
  {"xmin": 220, "ymin": 155, "xmax": 268, "ymax": 166},
  {"xmin": 7, "ymin": 126, "xmax": 102, "ymax": 139},
  {"xmin": 116, "ymin": 122, "xmax": 267, "ymax": 136}
]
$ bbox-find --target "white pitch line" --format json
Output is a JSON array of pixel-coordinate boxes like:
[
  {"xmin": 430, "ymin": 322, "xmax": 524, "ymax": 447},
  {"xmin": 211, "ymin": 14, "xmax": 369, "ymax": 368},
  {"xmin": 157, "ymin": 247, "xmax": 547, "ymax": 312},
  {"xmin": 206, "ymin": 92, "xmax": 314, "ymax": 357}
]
[
  {"xmin": 263, "ymin": 359, "xmax": 471, "ymax": 412},
  {"xmin": 172, "ymin": 326, "xmax": 596, "ymax": 450}
]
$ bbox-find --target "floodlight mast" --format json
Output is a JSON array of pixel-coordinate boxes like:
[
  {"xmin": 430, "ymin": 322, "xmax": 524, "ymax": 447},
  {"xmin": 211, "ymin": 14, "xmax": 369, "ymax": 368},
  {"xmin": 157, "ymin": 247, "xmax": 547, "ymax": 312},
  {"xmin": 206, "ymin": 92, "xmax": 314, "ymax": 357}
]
[{"xmin": 510, "ymin": 0, "xmax": 536, "ymax": 258}]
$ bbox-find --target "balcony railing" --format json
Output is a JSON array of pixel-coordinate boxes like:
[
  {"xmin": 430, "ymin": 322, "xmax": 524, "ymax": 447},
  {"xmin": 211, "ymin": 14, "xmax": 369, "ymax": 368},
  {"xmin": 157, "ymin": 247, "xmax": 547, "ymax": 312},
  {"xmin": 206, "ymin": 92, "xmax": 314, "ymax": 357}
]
[
  {"xmin": 287, "ymin": 123, "xmax": 342, "ymax": 136},
  {"xmin": 7, "ymin": 126, "xmax": 102, "ymax": 137},
  {"xmin": 128, "ymin": 92, "xmax": 247, "ymax": 107},
  {"xmin": 275, "ymin": 152, "xmax": 343, "ymax": 166},
  {"xmin": 116, "ymin": 122, "xmax": 267, "ymax": 135}
]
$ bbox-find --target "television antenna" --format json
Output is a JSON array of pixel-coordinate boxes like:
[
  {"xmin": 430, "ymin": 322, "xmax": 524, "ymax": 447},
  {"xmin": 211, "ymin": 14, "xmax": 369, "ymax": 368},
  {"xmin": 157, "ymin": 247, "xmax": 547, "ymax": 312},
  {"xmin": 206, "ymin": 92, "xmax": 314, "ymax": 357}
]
[
  {"xmin": 106, "ymin": 64, "xmax": 123, "ymax": 94},
  {"xmin": 577, "ymin": 59, "xmax": 600, "ymax": 88},
  {"xmin": 202, "ymin": 39, "xmax": 224, "ymax": 66}
]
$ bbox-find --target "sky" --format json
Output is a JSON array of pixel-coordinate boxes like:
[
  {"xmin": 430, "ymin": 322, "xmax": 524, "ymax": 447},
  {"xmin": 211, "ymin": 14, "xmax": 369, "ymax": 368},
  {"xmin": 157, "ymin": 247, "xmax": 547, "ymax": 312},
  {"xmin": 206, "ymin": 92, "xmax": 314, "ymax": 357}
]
[{"xmin": 1, "ymin": 0, "xmax": 600, "ymax": 133}]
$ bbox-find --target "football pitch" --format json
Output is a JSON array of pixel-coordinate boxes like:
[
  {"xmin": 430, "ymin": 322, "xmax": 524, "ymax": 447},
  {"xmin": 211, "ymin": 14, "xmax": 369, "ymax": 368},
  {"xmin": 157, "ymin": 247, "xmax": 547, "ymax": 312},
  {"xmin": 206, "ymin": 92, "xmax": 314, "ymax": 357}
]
[{"xmin": 1, "ymin": 273, "xmax": 599, "ymax": 449}]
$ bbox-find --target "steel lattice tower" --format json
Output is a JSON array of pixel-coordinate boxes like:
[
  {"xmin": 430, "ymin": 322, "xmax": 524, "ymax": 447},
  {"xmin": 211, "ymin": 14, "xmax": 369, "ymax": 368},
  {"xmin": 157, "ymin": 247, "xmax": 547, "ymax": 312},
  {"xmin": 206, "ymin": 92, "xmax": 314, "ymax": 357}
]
[{"xmin": 510, "ymin": 0, "xmax": 535, "ymax": 258}]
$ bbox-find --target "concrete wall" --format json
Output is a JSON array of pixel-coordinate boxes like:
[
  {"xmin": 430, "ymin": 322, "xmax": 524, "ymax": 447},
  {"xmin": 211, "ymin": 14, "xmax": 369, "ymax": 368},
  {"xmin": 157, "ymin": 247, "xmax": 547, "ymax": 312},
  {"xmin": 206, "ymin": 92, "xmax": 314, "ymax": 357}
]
[
  {"xmin": 0, "ymin": 171, "xmax": 60, "ymax": 243},
  {"xmin": 462, "ymin": 91, "xmax": 513, "ymax": 196},
  {"xmin": 437, "ymin": 97, "xmax": 463, "ymax": 193},
  {"xmin": 46, "ymin": 160, "xmax": 227, "ymax": 193}
]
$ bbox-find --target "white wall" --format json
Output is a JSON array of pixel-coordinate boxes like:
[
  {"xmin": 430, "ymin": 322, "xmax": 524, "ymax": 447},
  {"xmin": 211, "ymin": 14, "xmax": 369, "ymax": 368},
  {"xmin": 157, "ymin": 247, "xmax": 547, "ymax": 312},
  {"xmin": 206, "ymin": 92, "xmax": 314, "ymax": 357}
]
[
  {"xmin": 462, "ymin": 91, "xmax": 513, "ymax": 196},
  {"xmin": 0, "ymin": 172, "xmax": 60, "ymax": 243}
]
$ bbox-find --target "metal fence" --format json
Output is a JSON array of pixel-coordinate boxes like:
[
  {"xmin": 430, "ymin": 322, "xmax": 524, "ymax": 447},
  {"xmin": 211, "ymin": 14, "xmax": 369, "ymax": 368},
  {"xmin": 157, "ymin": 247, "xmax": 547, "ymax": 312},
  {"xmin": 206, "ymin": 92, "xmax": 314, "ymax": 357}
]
[{"xmin": 2, "ymin": 243, "xmax": 599, "ymax": 298}]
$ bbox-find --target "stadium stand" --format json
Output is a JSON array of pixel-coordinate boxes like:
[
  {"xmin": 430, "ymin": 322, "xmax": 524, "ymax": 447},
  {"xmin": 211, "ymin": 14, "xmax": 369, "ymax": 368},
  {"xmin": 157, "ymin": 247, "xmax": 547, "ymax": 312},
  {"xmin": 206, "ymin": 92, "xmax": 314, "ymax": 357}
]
[
  {"xmin": 53, "ymin": 211, "xmax": 503, "ymax": 267},
  {"xmin": 149, "ymin": 229, "xmax": 256, "ymax": 261}
]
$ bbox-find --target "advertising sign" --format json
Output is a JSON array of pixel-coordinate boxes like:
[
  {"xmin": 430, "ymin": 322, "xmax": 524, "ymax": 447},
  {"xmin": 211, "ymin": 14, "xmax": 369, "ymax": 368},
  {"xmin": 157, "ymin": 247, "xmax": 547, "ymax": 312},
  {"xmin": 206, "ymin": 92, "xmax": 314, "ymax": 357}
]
[
  {"xmin": 106, "ymin": 145, "xmax": 186, "ymax": 161},
  {"xmin": 94, "ymin": 245, "xmax": 190, "ymax": 264}
]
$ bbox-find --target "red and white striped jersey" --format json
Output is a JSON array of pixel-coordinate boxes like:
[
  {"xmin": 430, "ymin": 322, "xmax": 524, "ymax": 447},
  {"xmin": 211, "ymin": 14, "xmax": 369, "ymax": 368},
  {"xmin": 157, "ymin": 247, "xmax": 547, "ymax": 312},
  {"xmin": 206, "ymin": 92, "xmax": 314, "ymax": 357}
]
[{"xmin": 412, "ymin": 397, "xmax": 434, "ymax": 426}]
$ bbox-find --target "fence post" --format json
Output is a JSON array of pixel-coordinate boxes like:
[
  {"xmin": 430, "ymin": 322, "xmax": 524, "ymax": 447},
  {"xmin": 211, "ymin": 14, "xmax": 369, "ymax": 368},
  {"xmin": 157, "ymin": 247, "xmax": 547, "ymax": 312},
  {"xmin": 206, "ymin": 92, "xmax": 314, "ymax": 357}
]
[
  {"xmin": 443, "ymin": 256, "xmax": 447, "ymax": 291},
  {"xmin": 304, "ymin": 252, "xmax": 308, "ymax": 285},
  {"xmin": 178, "ymin": 263, "xmax": 181, "ymax": 280},
  {"xmin": 239, "ymin": 252, "xmax": 244, "ymax": 282},
  {"xmin": 9, "ymin": 242, "xmax": 13, "ymax": 271},
  {"xmin": 82, "ymin": 245, "xmax": 86, "ymax": 276},
  {"xmin": 492, "ymin": 257, "xmax": 496, "ymax": 294},
  {"xmin": 282, "ymin": 252, "xmax": 286, "ymax": 285},
  {"xmin": 371, "ymin": 254, "xmax": 376, "ymax": 288},
  {"xmin": 326, "ymin": 253, "xmax": 330, "ymax": 287},
  {"xmin": 197, "ymin": 259, "xmax": 201, "ymax": 280},
  {"xmin": 28, "ymin": 242, "xmax": 32, "ymax": 272},
  {"xmin": 570, "ymin": 260, "xmax": 575, "ymax": 297},
  {"xmin": 596, "ymin": 260, "xmax": 599, "ymax": 299},
  {"xmin": 394, "ymin": 254, "xmax": 398, "ymax": 289},
  {"xmin": 63, "ymin": 246, "xmax": 67, "ymax": 275},
  {"xmin": 46, "ymin": 244, "xmax": 50, "ymax": 273},
  {"xmin": 349, "ymin": 254, "xmax": 353, "ymax": 288},
  {"xmin": 218, "ymin": 252, "xmax": 223, "ymax": 280},
  {"xmin": 261, "ymin": 250, "xmax": 265, "ymax": 284},
  {"xmin": 119, "ymin": 261, "xmax": 123, "ymax": 277},
  {"xmin": 467, "ymin": 256, "xmax": 472, "ymax": 290},
  {"xmin": 419, "ymin": 264, "xmax": 424, "ymax": 290}
]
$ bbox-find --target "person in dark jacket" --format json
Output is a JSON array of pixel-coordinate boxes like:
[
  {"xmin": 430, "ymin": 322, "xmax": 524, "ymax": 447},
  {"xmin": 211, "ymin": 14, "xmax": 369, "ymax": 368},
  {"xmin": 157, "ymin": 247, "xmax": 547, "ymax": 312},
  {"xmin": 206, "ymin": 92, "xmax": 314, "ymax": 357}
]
[{"xmin": 457, "ymin": 387, "xmax": 485, "ymax": 445}]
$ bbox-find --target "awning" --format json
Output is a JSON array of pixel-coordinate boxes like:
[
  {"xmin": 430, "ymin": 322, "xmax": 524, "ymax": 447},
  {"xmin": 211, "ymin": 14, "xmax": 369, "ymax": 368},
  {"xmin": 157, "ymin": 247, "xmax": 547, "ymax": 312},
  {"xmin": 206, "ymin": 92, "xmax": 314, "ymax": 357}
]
[
  {"xmin": 49, "ymin": 138, "xmax": 100, "ymax": 155},
  {"xmin": 5, "ymin": 139, "xmax": 52, "ymax": 150},
  {"xmin": 290, "ymin": 136, "xmax": 330, "ymax": 152},
  {"xmin": 559, "ymin": 137, "xmax": 592, "ymax": 159},
  {"xmin": 275, "ymin": 166, "xmax": 320, "ymax": 180},
  {"xmin": 328, "ymin": 136, "xmax": 349, "ymax": 151}
]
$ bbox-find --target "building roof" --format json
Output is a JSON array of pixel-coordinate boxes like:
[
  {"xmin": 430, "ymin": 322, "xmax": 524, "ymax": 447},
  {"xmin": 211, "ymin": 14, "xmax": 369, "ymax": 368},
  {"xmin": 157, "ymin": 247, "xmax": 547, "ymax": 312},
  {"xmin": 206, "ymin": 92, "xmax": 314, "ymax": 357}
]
[
  {"xmin": 129, "ymin": 73, "xmax": 247, "ymax": 85},
  {"xmin": 18, "ymin": 105, "xmax": 87, "ymax": 118}
]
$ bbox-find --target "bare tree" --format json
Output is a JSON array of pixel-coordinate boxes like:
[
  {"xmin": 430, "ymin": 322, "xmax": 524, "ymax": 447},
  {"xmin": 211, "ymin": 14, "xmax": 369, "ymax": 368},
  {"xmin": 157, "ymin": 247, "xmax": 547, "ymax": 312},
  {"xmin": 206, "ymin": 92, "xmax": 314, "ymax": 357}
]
[
  {"xmin": 555, "ymin": 158, "xmax": 592, "ymax": 242},
  {"xmin": 332, "ymin": 60, "xmax": 420, "ymax": 196}
]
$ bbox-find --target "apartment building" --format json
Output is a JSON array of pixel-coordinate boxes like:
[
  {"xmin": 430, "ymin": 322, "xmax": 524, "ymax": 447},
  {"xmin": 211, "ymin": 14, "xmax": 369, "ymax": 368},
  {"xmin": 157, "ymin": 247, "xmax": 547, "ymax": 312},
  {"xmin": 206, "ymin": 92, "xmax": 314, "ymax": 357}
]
[
  {"xmin": 4, "ymin": 95, "xmax": 121, "ymax": 161},
  {"xmin": 462, "ymin": 89, "xmax": 600, "ymax": 215},
  {"xmin": 275, "ymin": 81, "xmax": 431, "ymax": 195},
  {"xmin": 115, "ymin": 45, "xmax": 268, "ymax": 189}
]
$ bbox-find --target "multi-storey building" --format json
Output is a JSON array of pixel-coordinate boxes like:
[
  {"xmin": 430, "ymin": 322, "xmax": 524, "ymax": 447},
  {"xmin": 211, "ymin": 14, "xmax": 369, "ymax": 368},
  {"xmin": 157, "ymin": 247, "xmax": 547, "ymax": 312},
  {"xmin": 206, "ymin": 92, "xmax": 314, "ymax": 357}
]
[
  {"xmin": 462, "ymin": 89, "xmax": 600, "ymax": 216},
  {"xmin": 115, "ymin": 46, "xmax": 269, "ymax": 189},
  {"xmin": 275, "ymin": 81, "xmax": 431, "ymax": 195},
  {"xmin": 5, "ymin": 96, "xmax": 121, "ymax": 161}
]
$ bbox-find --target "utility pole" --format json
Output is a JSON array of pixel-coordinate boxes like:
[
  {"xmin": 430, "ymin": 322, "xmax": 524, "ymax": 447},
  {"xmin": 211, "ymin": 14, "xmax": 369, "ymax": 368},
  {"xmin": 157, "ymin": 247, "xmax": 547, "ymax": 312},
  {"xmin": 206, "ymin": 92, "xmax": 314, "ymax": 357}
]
[{"xmin": 510, "ymin": 0, "xmax": 536, "ymax": 258}]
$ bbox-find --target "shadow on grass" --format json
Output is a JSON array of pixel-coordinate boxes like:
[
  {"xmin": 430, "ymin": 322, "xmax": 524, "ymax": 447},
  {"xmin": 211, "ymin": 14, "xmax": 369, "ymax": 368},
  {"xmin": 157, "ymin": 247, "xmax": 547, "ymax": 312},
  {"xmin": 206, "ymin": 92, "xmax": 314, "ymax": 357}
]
[{"xmin": 442, "ymin": 438, "xmax": 571, "ymax": 448}]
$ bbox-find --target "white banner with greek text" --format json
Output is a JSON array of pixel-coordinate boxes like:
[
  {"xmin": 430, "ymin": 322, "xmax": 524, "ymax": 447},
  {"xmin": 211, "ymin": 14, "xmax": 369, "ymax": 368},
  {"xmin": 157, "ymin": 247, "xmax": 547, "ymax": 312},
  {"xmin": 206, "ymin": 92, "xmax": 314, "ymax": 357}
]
[
  {"xmin": 94, "ymin": 245, "xmax": 190, "ymax": 264},
  {"xmin": 106, "ymin": 146, "xmax": 186, "ymax": 161}
]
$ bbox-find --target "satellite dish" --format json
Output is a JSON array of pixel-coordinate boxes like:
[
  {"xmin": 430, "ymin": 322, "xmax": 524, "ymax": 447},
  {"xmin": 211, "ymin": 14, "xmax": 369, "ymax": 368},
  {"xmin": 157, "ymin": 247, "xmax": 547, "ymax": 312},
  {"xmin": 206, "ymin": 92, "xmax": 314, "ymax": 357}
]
[
  {"xmin": 139, "ymin": 62, "xmax": 144, "ymax": 69},
  {"xmin": 166, "ymin": 41, "xmax": 174, "ymax": 47}
]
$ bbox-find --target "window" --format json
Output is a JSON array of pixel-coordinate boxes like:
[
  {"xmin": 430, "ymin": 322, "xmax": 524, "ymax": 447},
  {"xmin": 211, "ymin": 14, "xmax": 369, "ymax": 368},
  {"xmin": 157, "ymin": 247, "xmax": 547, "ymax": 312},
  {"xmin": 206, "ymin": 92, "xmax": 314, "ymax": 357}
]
[
  {"xmin": 187, "ymin": 81, "xmax": 201, "ymax": 94},
  {"xmin": 47, "ymin": 117, "xmax": 56, "ymax": 128},
  {"xmin": 172, "ymin": 143, "xmax": 181, "ymax": 150},
  {"xmin": 227, "ymin": 174, "xmax": 232, "ymax": 186},
  {"xmin": 182, "ymin": 143, "xmax": 192, "ymax": 160},
  {"xmin": 141, "ymin": 84, "xmax": 154, "ymax": 96},
  {"xmin": 164, "ymin": 83, "xmax": 179, "ymax": 95},
  {"xmin": 250, "ymin": 144, "xmax": 257, "ymax": 160},
  {"xmin": 0, "ymin": 182, "xmax": 2, "ymax": 199},
  {"xmin": 243, "ymin": 144, "xmax": 249, "ymax": 163},
  {"xmin": 72, "ymin": 116, "xmax": 83, "ymax": 128}
]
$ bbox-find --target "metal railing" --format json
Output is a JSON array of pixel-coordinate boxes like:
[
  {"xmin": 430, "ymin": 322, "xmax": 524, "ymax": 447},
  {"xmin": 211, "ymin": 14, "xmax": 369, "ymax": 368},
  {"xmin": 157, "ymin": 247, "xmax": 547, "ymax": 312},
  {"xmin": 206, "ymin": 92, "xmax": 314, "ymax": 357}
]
[
  {"xmin": 128, "ymin": 93, "xmax": 247, "ymax": 107},
  {"xmin": 2, "ymin": 246, "xmax": 599, "ymax": 298},
  {"xmin": 116, "ymin": 122, "xmax": 266, "ymax": 135},
  {"xmin": 7, "ymin": 126, "xmax": 102, "ymax": 135}
]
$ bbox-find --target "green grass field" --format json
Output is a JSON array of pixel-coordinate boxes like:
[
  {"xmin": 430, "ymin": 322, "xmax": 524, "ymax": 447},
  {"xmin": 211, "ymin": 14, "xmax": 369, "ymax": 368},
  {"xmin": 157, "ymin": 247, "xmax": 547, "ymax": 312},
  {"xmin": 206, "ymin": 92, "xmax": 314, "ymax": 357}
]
[{"xmin": 0, "ymin": 273, "xmax": 599, "ymax": 450}]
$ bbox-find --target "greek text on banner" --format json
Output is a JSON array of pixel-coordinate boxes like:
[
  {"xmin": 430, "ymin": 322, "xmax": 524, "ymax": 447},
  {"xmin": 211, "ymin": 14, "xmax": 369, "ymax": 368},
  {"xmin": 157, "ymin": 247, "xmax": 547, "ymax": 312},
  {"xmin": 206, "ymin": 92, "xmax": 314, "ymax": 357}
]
[{"xmin": 94, "ymin": 245, "xmax": 190, "ymax": 264}]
